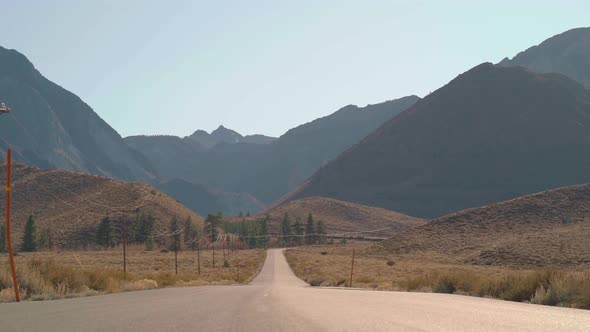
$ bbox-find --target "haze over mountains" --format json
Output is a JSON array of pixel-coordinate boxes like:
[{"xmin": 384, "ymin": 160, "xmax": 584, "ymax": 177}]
[
  {"xmin": 186, "ymin": 125, "xmax": 276, "ymax": 149},
  {"xmin": 0, "ymin": 46, "xmax": 157, "ymax": 182},
  {"xmin": 127, "ymin": 96, "xmax": 419, "ymax": 209},
  {"xmin": 287, "ymin": 62, "xmax": 590, "ymax": 218},
  {"xmin": 499, "ymin": 27, "xmax": 590, "ymax": 86},
  {"xmin": 2, "ymin": 27, "xmax": 590, "ymax": 221}
]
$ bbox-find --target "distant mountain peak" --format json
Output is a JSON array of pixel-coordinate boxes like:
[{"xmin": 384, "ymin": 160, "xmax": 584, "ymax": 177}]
[
  {"xmin": 498, "ymin": 26, "xmax": 590, "ymax": 86},
  {"xmin": 186, "ymin": 125, "xmax": 276, "ymax": 149}
]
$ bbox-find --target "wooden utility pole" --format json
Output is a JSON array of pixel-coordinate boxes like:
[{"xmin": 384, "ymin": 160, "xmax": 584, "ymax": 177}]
[
  {"xmin": 236, "ymin": 260, "xmax": 240, "ymax": 282},
  {"xmin": 5, "ymin": 149, "xmax": 20, "ymax": 302},
  {"xmin": 349, "ymin": 248, "xmax": 355, "ymax": 288}
]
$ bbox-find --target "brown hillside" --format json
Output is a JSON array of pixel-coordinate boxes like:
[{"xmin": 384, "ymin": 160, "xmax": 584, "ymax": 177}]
[
  {"xmin": 0, "ymin": 163, "xmax": 204, "ymax": 248},
  {"xmin": 372, "ymin": 183, "xmax": 590, "ymax": 268},
  {"xmin": 256, "ymin": 197, "xmax": 424, "ymax": 237}
]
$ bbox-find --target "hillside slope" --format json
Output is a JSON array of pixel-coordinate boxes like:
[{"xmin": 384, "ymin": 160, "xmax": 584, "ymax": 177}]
[
  {"xmin": 499, "ymin": 27, "xmax": 590, "ymax": 86},
  {"xmin": 0, "ymin": 164, "xmax": 203, "ymax": 248},
  {"xmin": 127, "ymin": 96, "xmax": 419, "ymax": 208},
  {"xmin": 372, "ymin": 183, "xmax": 590, "ymax": 268},
  {"xmin": 287, "ymin": 63, "xmax": 590, "ymax": 218},
  {"xmin": 0, "ymin": 46, "xmax": 156, "ymax": 181},
  {"xmin": 263, "ymin": 197, "xmax": 425, "ymax": 237}
]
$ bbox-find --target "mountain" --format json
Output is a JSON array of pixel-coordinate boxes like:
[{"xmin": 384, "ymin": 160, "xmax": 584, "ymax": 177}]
[
  {"xmin": 284, "ymin": 63, "xmax": 590, "ymax": 218},
  {"xmin": 186, "ymin": 125, "xmax": 276, "ymax": 149},
  {"xmin": 156, "ymin": 178, "xmax": 265, "ymax": 217},
  {"xmin": 0, "ymin": 163, "xmax": 203, "ymax": 248},
  {"xmin": 0, "ymin": 46, "xmax": 157, "ymax": 181},
  {"xmin": 372, "ymin": 183, "xmax": 590, "ymax": 268},
  {"xmin": 262, "ymin": 197, "xmax": 425, "ymax": 237},
  {"xmin": 127, "ymin": 96, "xmax": 419, "ymax": 209},
  {"xmin": 499, "ymin": 27, "xmax": 590, "ymax": 86}
]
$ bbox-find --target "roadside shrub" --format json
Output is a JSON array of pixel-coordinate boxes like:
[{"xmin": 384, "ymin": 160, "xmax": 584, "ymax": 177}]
[
  {"xmin": 433, "ymin": 276, "xmax": 457, "ymax": 294},
  {"xmin": 309, "ymin": 279, "xmax": 324, "ymax": 287},
  {"xmin": 386, "ymin": 260, "xmax": 396, "ymax": 266}
]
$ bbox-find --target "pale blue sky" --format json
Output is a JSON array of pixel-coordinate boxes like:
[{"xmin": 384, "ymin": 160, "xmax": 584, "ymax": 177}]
[{"xmin": 1, "ymin": 1, "xmax": 588, "ymax": 137}]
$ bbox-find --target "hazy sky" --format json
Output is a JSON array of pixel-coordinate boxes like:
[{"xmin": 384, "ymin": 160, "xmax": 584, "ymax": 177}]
[{"xmin": 1, "ymin": 1, "xmax": 588, "ymax": 137}]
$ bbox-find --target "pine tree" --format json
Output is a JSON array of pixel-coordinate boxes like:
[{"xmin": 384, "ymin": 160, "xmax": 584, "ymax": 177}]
[
  {"xmin": 38, "ymin": 228, "xmax": 50, "ymax": 250},
  {"xmin": 305, "ymin": 213, "xmax": 315, "ymax": 245},
  {"xmin": 96, "ymin": 216, "xmax": 115, "ymax": 249},
  {"xmin": 0, "ymin": 224, "xmax": 6, "ymax": 253},
  {"xmin": 183, "ymin": 216, "xmax": 200, "ymax": 251},
  {"xmin": 146, "ymin": 234, "xmax": 155, "ymax": 251},
  {"xmin": 21, "ymin": 215, "xmax": 38, "ymax": 252},
  {"xmin": 138, "ymin": 213, "xmax": 155, "ymax": 243},
  {"xmin": 169, "ymin": 216, "xmax": 181, "ymax": 251},
  {"xmin": 280, "ymin": 213, "xmax": 292, "ymax": 246},
  {"xmin": 316, "ymin": 219, "xmax": 326, "ymax": 244},
  {"xmin": 260, "ymin": 215, "xmax": 270, "ymax": 248},
  {"xmin": 293, "ymin": 217, "xmax": 304, "ymax": 246},
  {"xmin": 204, "ymin": 213, "xmax": 221, "ymax": 242}
]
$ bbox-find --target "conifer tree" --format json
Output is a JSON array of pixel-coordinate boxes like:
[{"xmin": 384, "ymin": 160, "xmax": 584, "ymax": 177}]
[
  {"xmin": 280, "ymin": 212, "xmax": 292, "ymax": 246},
  {"xmin": 21, "ymin": 215, "xmax": 37, "ymax": 252},
  {"xmin": 316, "ymin": 219, "xmax": 327, "ymax": 244},
  {"xmin": 305, "ymin": 213, "xmax": 315, "ymax": 245},
  {"xmin": 0, "ymin": 224, "xmax": 6, "ymax": 253},
  {"xmin": 293, "ymin": 217, "xmax": 304, "ymax": 246},
  {"xmin": 96, "ymin": 216, "xmax": 115, "ymax": 249}
]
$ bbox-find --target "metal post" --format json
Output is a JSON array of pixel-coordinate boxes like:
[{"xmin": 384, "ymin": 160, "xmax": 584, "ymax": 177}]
[{"xmin": 5, "ymin": 149, "xmax": 20, "ymax": 302}]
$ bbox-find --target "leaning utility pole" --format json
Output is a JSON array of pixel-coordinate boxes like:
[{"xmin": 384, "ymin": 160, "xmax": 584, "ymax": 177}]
[{"xmin": 5, "ymin": 149, "xmax": 20, "ymax": 302}]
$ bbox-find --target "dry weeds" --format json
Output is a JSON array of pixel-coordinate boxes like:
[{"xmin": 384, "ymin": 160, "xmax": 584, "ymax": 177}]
[
  {"xmin": 285, "ymin": 245, "xmax": 590, "ymax": 309},
  {"xmin": 0, "ymin": 248, "xmax": 265, "ymax": 302}
]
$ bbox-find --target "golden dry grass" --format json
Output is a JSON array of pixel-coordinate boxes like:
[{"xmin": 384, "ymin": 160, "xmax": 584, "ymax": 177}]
[
  {"xmin": 284, "ymin": 245, "xmax": 590, "ymax": 309},
  {"xmin": 0, "ymin": 248, "xmax": 265, "ymax": 302},
  {"xmin": 372, "ymin": 183, "xmax": 590, "ymax": 268}
]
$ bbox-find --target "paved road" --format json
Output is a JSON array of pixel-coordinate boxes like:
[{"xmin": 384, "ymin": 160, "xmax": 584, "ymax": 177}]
[{"xmin": 1, "ymin": 249, "xmax": 590, "ymax": 331}]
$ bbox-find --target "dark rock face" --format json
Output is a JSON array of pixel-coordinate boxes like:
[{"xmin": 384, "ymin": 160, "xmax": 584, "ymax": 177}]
[
  {"xmin": 290, "ymin": 63, "xmax": 590, "ymax": 218},
  {"xmin": 499, "ymin": 27, "xmax": 590, "ymax": 86},
  {"xmin": 0, "ymin": 46, "xmax": 156, "ymax": 181},
  {"xmin": 127, "ymin": 96, "xmax": 419, "ymax": 206}
]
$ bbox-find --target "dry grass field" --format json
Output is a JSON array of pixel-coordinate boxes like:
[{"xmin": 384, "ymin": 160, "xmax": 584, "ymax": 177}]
[
  {"xmin": 372, "ymin": 183, "xmax": 590, "ymax": 268},
  {"xmin": 0, "ymin": 248, "xmax": 266, "ymax": 302},
  {"xmin": 284, "ymin": 245, "xmax": 590, "ymax": 309}
]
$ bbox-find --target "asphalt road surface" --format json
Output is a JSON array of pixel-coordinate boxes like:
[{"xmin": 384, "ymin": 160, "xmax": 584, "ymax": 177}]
[{"xmin": 1, "ymin": 249, "xmax": 590, "ymax": 331}]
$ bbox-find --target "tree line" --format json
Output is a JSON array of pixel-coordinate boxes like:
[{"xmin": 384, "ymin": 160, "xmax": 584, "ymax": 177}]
[
  {"xmin": 221, "ymin": 215, "xmax": 270, "ymax": 248},
  {"xmin": 279, "ymin": 212, "xmax": 326, "ymax": 246},
  {"xmin": 0, "ymin": 215, "xmax": 52, "ymax": 253}
]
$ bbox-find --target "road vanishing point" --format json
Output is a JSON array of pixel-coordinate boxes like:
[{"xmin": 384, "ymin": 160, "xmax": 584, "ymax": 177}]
[{"xmin": 1, "ymin": 249, "xmax": 590, "ymax": 331}]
